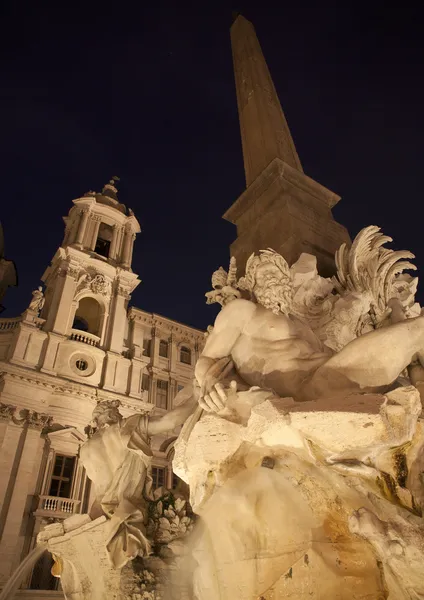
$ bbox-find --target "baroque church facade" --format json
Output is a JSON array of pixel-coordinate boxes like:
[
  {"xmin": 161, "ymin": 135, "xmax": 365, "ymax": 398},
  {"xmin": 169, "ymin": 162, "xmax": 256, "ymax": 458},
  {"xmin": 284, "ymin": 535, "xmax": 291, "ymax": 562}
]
[{"xmin": 0, "ymin": 179, "xmax": 204, "ymax": 594}]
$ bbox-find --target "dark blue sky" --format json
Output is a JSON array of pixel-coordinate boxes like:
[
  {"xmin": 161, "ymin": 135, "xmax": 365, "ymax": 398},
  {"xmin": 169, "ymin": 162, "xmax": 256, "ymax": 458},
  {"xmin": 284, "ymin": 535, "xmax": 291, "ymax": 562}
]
[{"xmin": 1, "ymin": 1, "xmax": 423, "ymax": 330}]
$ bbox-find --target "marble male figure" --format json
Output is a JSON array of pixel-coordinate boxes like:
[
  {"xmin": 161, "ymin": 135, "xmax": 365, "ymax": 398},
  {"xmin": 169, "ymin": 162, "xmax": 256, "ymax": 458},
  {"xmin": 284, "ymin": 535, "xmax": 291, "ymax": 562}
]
[
  {"xmin": 80, "ymin": 389, "xmax": 197, "ymax": 569},
  {"xmin": 196, "ymin": 249, "xmax": 424, "ymax": 408}
]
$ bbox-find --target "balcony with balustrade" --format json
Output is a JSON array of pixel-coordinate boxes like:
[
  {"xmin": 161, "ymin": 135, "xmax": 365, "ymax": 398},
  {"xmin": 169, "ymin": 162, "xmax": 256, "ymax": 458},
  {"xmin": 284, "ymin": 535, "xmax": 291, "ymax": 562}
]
[
  {"xmin": 0, "ymin": 316, "xmax": 21, "ymax": 332},
  {"xmin": 69, "ymin": 329, "xmax": 100, "ymax": 347},
  {"xmin": 34, "ymin": 495, "xmax": 81, "ymax": 519}
]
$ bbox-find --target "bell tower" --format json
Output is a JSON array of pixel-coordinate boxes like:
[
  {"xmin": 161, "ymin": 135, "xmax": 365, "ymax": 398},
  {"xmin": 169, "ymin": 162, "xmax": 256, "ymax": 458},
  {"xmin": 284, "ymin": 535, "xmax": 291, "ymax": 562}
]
[{"xmin": 22, "ymin": 178, "xmax": 142, "ymax": 390}]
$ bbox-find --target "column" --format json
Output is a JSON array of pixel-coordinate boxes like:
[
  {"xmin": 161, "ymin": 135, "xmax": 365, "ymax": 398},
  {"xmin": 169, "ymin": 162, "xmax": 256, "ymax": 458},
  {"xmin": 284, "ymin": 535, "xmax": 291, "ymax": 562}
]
[
  {"xmin": 0, "ymin": 413, "xmax": 50, "ymax": 581},
  {"xmin": 109, "ymin": 224, "xmax": 119, "ymax": 260},
  {"xmin": 116, "ymin": 225, "xmax": 125, "ymax": 263},
  {"xmin": 166, "ymin": 466, "xmax": 173, "ymax": 489},
  {"xmin": 74, "ymin": 208, "xmax": 90, "ymax": 246},
  {"xmin": 89, "ymin": 215, "xmax": 101, "ymax": 250},
  {"xmin": 121, "ymin": 226, "xmax": 133, "ymax": 268}
]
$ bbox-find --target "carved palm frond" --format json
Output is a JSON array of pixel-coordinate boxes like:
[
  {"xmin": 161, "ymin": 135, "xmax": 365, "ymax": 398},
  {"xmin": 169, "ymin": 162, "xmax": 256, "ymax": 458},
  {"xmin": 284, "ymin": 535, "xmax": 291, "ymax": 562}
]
[{"xmin": 334, "ymin": 226, "xmax": 416, "ymax": 321}]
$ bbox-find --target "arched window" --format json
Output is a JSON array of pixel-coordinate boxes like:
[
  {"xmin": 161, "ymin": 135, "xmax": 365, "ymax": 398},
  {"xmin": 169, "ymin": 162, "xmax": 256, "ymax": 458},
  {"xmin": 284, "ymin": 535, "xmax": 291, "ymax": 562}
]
[
  {"xmin": 95, "ymin": 222, "xmax": 113, "ymax": 258},
  {"xmin": 179, "ymin": 346, "xmax": 191, "ymax": 365},
  {"xmin": 72, "ymin": 297, "xmax": 101, "ymax": 336},
  {"xmin": 72, "ymin": 316, "xmax": 89, "ymax": 332}
]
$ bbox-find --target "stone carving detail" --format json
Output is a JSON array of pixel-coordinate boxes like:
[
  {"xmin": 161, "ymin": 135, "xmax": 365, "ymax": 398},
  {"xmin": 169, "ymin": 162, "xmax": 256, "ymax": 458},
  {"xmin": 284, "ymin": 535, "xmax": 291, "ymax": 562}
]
[
  {"xmin": 66, "ymin": 266, "xmax": 80, "ymax": 278},
  {"xmin": 117, "ymin": 285, "xmax": 130, "ymax": 299},
  {"xmin": 147, "ymin": 494, "xmax": 194, "ymax": 546},
  {"xmin": 23, "ymin": 410, "xmax": 54, "ymax": 430},
  {"xmin": 205, "ymin": 257, "xmax": 241, "ymax": 306},
  {"xmin": 0, "ymin": 404, "xmax": 53, "ymax": 429},
  {"xmin": 0, "ymin": 402, "xmax": 16, "ymax": 421},
  {"xmin": 28, "ymin": 286, "xmax": 45, "ymax": 314},
  {"xmin": 76, "ymin": 271, "xmax": 110, "ymax": 296}
]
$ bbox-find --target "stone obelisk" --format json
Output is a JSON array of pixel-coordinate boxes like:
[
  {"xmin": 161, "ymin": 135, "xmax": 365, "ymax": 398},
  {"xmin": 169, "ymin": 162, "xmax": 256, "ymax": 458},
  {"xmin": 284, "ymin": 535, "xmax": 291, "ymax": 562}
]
[{"xmin": 223, "ymin": 14, "xmax": 350, "ymax": 275}]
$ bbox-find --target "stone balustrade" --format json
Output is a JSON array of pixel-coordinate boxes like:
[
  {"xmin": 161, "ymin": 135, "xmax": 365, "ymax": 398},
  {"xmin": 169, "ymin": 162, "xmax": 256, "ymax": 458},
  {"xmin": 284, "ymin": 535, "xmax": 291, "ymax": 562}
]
[
  {"xmin": 35, "ymin": 495, "xmax": 81, "ymax": 517},
  {"xmin": 0, "ymin": 317, "xmax": 21, "ymax": 331},
  {"xmin": 69, "ymin": 329, "xmax": 100, "ymax": 347}
]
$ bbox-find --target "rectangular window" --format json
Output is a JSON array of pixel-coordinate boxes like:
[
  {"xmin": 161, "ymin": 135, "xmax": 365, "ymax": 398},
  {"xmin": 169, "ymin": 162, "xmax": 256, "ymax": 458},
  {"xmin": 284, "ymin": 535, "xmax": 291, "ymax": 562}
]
[
  {"xmin": 141, "ymin": 373, "xmax": 150, "ymax": 391},
  {"xmin": 180, "ymin": 346, "xmax": 191, "ymax": 365},
  {"xmin": 48, "ymin": 455, "xmax": 76, "ymax": 498},
  {"xmin": 143, "ymin": 338, "xmax": 151, "ymax": 357},
  {"xmin": 152, "ymin": 466, "xmax": 166, "ymax": 490},
  {"xmin": 159, "ymin": 340, "xmax": 169, "ymax": 358},
  {"xmin": 156, "ymin": 380, "xmax": 168, "ymax": 409}
]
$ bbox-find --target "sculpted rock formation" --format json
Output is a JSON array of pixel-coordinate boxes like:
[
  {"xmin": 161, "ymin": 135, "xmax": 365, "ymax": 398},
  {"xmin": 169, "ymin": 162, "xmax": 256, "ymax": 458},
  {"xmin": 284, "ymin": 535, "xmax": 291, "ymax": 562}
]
[{"xmin": 174, "ymin": 225, "xmax": 424, "ymax": 599}]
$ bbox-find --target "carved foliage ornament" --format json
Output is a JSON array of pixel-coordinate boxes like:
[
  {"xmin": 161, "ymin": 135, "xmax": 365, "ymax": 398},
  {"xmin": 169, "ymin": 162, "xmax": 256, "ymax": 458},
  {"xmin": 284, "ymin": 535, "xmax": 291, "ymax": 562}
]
[
  {"xmin": 205, "ymin": 257, "xmax": 242, "ymax": 307},
  {"xmin": 76, "ymin": 271, "xmax": 110, "ymax": 296},
  {"xmin": 0, "ymin": 403, "xmax": 53, "ymax": 429}
]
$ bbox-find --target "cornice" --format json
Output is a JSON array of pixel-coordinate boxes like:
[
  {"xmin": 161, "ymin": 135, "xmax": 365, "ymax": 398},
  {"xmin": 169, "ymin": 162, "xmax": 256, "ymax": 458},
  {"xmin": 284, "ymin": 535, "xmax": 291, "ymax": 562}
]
[{"xmin": 128, "ymin": 307, "xmax": 204, "ymax": 339}]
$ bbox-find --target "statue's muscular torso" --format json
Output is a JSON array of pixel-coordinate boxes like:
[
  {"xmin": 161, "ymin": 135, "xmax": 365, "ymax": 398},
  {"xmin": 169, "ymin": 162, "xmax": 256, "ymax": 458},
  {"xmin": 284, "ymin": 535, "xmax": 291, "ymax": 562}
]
[{"xmin": 201, "ymin": 299, "xmax": 330, "ymax": 398}]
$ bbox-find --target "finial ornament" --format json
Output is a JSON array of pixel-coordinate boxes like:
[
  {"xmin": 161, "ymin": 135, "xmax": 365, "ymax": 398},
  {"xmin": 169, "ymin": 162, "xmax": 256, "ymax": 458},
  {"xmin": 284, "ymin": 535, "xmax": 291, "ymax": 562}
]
[{"xmin": 102, "ymin": 176, "xmax": 120, "ymax": 198}]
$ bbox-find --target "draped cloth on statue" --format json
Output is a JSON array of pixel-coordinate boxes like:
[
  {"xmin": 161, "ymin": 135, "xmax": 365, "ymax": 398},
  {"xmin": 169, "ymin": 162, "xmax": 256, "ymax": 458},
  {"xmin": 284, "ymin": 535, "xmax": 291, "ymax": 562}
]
[{"xmin": 80, "ymin": 414, "xmax": 155, "ymax": 569}]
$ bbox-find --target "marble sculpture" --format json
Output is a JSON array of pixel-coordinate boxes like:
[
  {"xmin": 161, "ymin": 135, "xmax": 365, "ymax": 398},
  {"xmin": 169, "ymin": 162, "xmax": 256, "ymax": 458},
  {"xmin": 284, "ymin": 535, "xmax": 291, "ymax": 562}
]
[
  {"xmin": 37, "ymin": 225, "xmax": 424, "ymax": 599},
  {"xmin": 174, "ymin": 226, "xmax": 424, "ymax": 599}
]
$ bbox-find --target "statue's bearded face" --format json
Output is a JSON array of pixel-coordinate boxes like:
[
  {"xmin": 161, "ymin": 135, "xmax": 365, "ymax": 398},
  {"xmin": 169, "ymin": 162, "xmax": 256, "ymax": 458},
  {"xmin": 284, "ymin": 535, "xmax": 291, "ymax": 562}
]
[{"xmin": 253, "ymin": 263, "xmax": 292, "ymax": 315}]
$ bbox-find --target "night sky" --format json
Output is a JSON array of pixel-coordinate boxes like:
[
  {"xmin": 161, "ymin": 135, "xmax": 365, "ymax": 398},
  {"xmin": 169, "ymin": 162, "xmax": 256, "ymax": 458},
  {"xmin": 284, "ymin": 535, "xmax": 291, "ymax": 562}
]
[{"xmin": 1, "ymin": 1, "xmax": 423, "ymax": 331}]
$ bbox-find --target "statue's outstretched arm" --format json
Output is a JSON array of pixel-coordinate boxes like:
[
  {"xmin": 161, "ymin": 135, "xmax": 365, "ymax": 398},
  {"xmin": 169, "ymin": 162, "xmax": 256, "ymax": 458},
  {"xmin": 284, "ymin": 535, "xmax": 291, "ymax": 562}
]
[{"xmin": 147, "ymin": 383, "xmax": 199, "ymax": 436}]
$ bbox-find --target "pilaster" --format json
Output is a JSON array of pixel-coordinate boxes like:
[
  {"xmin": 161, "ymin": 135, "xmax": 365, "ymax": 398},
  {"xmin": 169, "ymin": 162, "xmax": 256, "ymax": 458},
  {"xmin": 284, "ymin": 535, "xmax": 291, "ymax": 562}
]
[
  {"xmin": 0, "ymin": 410, "xmax": 52, "ymax": 582},
  {"xmin": 107, "ymin": 285, "xmax": 129, "ymax": 354},
  {"xmin": 129, "ymin": 358, "xmax": 143, "ymax": 398},
  {"xmin": 148, "ymin": 372, "xmax": 157, "ymax": 405},
  {"xmin": 44, "ymin": 267, "xmax": 77, "ymax": 334},
  {"xmin": 169, "ymin": 377, "xmax": 177, "ymax": 409},
  {"xmin": 151, "ymin": 327, "xmax": 159, "ymax": 366},
  {"xmin": 169, "ymin": 334, "xmax": 177, "ymax": 373},
  {"xmin": 0, "ymin": 405, "xmax": 23, "ymax": 520}
]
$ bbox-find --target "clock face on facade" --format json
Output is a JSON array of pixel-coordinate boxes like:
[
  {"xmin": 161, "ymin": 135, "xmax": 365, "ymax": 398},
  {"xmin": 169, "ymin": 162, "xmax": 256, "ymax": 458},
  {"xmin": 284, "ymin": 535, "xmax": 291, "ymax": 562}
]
[{"xmin": 69, "ymin": 351, "xmax": 96, "ymax": 377}]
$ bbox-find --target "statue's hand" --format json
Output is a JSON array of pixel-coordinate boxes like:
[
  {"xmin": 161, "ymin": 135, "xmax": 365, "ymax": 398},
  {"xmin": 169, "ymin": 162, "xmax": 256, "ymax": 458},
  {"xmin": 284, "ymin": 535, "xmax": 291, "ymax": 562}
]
[{"xmin": 199, "ymin": 381, "xmax": 237, "ymax": 413}]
